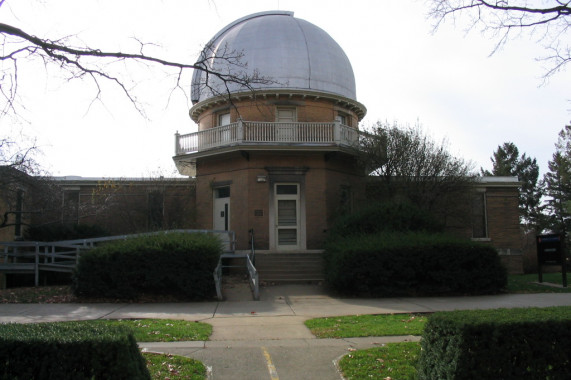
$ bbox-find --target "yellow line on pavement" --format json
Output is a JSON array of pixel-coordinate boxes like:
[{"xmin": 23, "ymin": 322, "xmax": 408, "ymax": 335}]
[{"xmin": 261, "ymin": 346, "xmax": 280, "ymax": 380}]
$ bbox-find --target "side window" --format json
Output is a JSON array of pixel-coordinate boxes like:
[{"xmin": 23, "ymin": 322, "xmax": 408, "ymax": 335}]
[
  {"xmin": 276, "ymin": 107, "xmax": 296, "ymax": 122},
  {"xmin": 218, "ymin": 112, "xmax": 230, "ymax": 126},
  {"xmin": 471, "ymin": 191, "xmax": 487, "ymax": 238},
  {"xmin": 336, "ymin": 113, "xmax": 347, "ymax": 126}
]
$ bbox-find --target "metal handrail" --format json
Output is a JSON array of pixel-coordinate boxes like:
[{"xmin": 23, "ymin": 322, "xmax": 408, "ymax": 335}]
[
  {"xmin": 247, "ymin": 229, "xmax": 259, "ymax": 300},
  {"xmin": 248, "ymin": 228, "xmax": 255, "ymax": 265},
  {"xmin": 212, "ymin": 229, "xmax": 259, "ymax": 301},
  {"xmin": 246, "ymin": 254, "xmax": 259, "ymax": 301},
  {"xmin": 213, "ymin": 260, "xmax": 223, "ymax": 301}
]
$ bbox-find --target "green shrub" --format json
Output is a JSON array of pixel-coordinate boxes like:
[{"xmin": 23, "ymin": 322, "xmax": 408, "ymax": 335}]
[
  {"xmin": 418, "ymin": 307, "xmax": 571, "ymax": 380},
  {"xmin": 327, "ymin": 201, "xmax": 444, "ymax": 239},
  {"xmin": 24, "ymin": 223, "xmax": 109, "ymax": 242},
  {"xmin": 72, "ymin": 232, "xmax": 222, "ymax": 300},
  {"xmin": 0, "ymin": 322, "xmax": 150, "ymax": 379},
  {"xmin": 324, "ymin": 232, "xmax": 506, "ymax": 296}
]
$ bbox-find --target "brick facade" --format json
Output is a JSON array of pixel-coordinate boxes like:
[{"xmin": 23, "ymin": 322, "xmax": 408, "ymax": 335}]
[
  {"xmin": 27, "ymin": 177, "xmax": 197, "ymax": 236},
  {"xmin": 195, "ymin": 149, "xmax": 365, "ymax": 250},
  {"xmin": 192, "ymin": 92, "xmax": 361, "ymax": 129}
]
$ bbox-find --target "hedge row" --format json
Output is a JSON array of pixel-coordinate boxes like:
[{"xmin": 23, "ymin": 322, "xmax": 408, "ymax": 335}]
[
  {"xmin": 327, "ymin": 201, "xmax": 444, "ymax": 238},
  {"xmin": 418, "ymin": 307, "xmax": 571, "ymax": 379},
  {"xmin": 0, "ymin": 322, "xmax": 150, "ymax": 379},
  {"xmin": 24, "ymin": 223, "xmax": 109, "ymax": 242},
  {"xmin": 72, "ymin": 232, "xmax": 222, "ymax": 300},
  {"xmin": 324, "ymin": 232, "xmax": 507, "ymax": 296}
]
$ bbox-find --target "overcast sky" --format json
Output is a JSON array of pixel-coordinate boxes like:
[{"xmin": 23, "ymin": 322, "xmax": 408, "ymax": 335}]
[{"xmin": 2, "ymin": 0, "xmax": 570, "ymax": 178}]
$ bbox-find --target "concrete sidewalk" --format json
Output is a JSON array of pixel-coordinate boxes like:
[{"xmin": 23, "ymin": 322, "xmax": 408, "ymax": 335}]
[
  {"xmin": 1, "ymin": 284, "xmax": 570, "ymax": 379},
  {"xmin": 2, "ymin": 284, "xmax": 570, "ymax": 325}
]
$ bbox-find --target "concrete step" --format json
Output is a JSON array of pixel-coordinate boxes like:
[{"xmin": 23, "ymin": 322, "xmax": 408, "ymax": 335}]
[
  {"xmin": 257, "ymin": 264, "xmax": 324, "ymax": 269},
  {"xmin": 254, "ymin": 252, "xmax": 324, "ymax": 282}
]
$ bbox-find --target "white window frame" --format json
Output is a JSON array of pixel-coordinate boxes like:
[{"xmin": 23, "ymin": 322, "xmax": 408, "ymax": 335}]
[
  {"xmin": 218, "ymin": 112, "xmax": 231, "ymax": 126},
  {"xmin": 276, "ymin": 107, "xmax": 297, "ymax": 122}
]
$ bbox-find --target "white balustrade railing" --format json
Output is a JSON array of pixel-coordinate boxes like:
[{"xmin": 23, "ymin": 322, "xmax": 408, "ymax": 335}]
[{"xmin": 175, "ymin": 121, "xmax": 360, "ymax": 155}]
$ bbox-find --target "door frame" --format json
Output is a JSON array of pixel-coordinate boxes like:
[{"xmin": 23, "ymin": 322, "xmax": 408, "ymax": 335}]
[{"xmin": 268, "ymin": 179, "xmax": 306, "ymax": 251}]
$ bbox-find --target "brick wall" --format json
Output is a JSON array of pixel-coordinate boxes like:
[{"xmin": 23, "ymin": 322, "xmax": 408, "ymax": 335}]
[
  {"xmin": 195, "ymin": 150, "xmax": 364, "ymax": 250},
  {"xmin": 28, "ymin": 178, "xmax": 197, "ymax": 236},
  {"xmin": 195, "ymin": 95, "xmax": 360, "ymax": 130},
  {"xmin": 485, "ymin": 187, "xmax": 521, "ymax": 249}
]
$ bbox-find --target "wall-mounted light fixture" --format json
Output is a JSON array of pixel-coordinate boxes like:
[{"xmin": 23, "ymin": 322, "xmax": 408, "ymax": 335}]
[{"xmin": 256, "ymin": 175, "xmax": 267, "ymax": 183}]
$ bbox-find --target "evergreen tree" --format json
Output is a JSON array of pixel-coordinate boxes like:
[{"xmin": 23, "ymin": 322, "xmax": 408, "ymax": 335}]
[
  {"xmin": 482, "ymin": 142, "xmax": 519, "ymax": 177},
  {"xmin": 543, "ymin": 125, "xmax": 571, "ymax": 233},
  {"xmin": 482, "ymin": 142, "xmax": 543, "ymax": 230}
]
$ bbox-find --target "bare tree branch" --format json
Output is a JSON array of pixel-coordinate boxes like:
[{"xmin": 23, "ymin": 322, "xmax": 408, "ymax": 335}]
[
  {"xmin": 0, "ymin": 22, "xmax": 274, "ymax": 117},
  {"xmin": 359, "ymin": 121, "xmax": 476, "ymax": 218},
  {"xmin": 427, "ymin": 0, "xmax": 571, "ymax": 79}
]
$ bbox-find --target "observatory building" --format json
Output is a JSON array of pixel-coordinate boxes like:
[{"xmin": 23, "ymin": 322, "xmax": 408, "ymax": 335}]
[{"xmin": 174, "ymin": 11, "xmax": 367, "ymax": 252}]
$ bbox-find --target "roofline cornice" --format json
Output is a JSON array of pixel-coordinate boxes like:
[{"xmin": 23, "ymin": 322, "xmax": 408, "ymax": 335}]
[{"xmin": 189, "ymin": 89, "xmax": 367, "ymax": 122}]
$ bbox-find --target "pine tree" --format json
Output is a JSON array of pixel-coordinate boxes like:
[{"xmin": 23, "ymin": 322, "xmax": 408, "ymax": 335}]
[
  {"xmin": 482, "ymin": 142, "xmax": 543, "ymax": 230},
  {"xmin": 543, "ymin": 125, "xmax": 571, "ymax": 233}
]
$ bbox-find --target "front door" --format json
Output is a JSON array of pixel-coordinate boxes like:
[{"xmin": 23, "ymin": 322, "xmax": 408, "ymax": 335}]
[
  {"xmin": 275, "ymin": 183, "xmax": 300, "ymax": 250},
  {"xmin": 213, "ymin": 187, "xmax": 230, "ymax": 231}
]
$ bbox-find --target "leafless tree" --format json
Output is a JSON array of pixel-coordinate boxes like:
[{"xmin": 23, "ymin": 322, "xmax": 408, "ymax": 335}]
[
  {"xmin": 0, "ymin": 4, "xmax": 271, "ymax": 118},
  {"xmin": 0, "ymin": 136, "xmax": 39, "ymax": 174},
  {"xmin": 427, "ymin": 0, "xmax": 571, "ymax": 79},
  {"xmin": 360, "ymin": 121, "xmax": 477, "ymax": 223}
]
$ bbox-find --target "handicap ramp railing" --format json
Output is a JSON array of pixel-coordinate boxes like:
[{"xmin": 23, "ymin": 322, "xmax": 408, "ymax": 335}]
[
  {"xmin": 1, "ymin": 229, "xmax": 236, "ymax": 287},
  {"xmin": 213, "ymin": 228, "xmax": 259, "ymax": 301}
]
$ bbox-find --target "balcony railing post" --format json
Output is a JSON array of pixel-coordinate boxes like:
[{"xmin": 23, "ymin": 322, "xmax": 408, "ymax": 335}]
[
  {"xmin": 237, "ymin": 119, "xmax": 244, "ymax": 143},
  {"xmin": 334, "ymin": 120, "xmax": 341, "ymax": 144}
]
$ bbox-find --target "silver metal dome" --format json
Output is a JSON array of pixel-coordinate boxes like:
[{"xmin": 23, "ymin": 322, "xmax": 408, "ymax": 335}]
[{"xmin": 191, "ymin": 11, "xmax": 357, "ymax": 104}]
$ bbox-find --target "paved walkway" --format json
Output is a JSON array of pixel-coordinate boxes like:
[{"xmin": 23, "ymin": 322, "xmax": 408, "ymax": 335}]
[{"xmin": 1, "ymin": 284, "xmax": 570, "ymax": 379}]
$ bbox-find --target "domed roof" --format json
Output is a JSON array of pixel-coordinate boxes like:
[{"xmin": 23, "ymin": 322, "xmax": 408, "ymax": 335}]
[{"xmin": 191, "ymin": 11, "xmax": 357, "ymax": 104}]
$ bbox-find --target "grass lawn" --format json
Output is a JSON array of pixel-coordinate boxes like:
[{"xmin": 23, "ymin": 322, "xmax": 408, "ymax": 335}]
[
  {"xmin": 507, "ymin": 272, "xmax": 571, "ymax": 293},
  {"xmin": 305, "ymin": 313, "xmax": 426, "ymax": 379},
  {"xmin": 62, "ymin": 318, "xmax": 212, "ymax": 342},
  {"xmin": 339, "ymin": 342, "xmax": 420, "ymax": 380},
  {"xmin": 314, "ymin": 306, "xmax": 571, "ymax": 380},
  {"xmin": 305, "ymin": 313, "xmax": 427, "ymax": 338},
  {"xmin": 143, "ymin": 352, "xmax": 206, "ymax": 380}
]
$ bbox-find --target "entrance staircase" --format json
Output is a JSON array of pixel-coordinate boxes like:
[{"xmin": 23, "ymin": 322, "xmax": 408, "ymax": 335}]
[{"xmin": 254, "ymin": 252, "xmax": 324, "ymax": 283}]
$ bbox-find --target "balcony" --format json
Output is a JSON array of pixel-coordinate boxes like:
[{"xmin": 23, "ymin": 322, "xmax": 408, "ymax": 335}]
[{"xmin": 174, "ymin": 120, "xmax": 360, "ymax": 157}]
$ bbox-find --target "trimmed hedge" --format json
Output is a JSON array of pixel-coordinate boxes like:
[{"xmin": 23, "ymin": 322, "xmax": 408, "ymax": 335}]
[
  {"xmin": 418, "ymin": 307, "xmax": 571, "ymax": 379},
  {"xmin": 324, "ymin": 232, "xmax": 507, "ymax": 296},
  {"xmin": 72, "ymin": 232, "xmax": 222, "ymax": 300},
  {"xmin": 24, "ymin": 223, "xmax": 109, "ymax": 242},
  {"xmin": 0, "ymin": 322, "xmax": 150, "ymax": 379},
  {"xmin": 327, "ymin": 201, "xmax": 444, "ymax": 238}
]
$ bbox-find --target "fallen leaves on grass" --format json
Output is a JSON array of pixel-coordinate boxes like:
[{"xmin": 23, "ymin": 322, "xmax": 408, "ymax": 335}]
[
  {"xmin": 0, "ymin": 286, "xmax": 75, "ymax": 303},
  {"xmin": 0, "ymin": 285, "xmax": 207, "ymax": 304}
]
